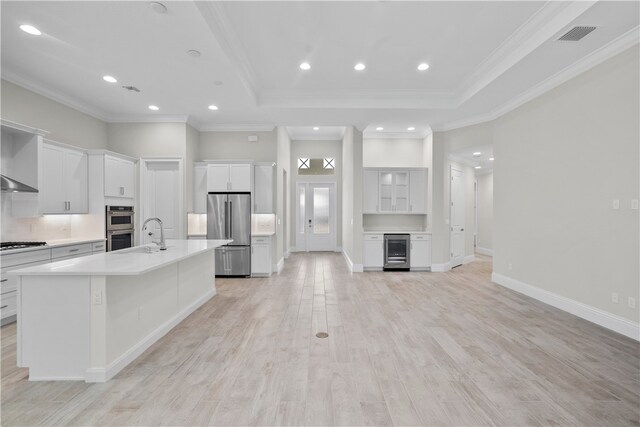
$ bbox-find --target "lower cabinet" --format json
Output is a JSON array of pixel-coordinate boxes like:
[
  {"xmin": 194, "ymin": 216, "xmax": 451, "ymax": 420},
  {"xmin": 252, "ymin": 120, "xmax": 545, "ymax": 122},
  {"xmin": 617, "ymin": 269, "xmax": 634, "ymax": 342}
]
[
  {"xmin": 363, "ymin": 234, "xmax": 384, "ymax": 270},
  {"xmin": 410, "ymin": 234, "xmax": 432, "ymax": 270},
  {"xmin": 251, "ymin": 236, "xmax": 272, "ymax": 277}
]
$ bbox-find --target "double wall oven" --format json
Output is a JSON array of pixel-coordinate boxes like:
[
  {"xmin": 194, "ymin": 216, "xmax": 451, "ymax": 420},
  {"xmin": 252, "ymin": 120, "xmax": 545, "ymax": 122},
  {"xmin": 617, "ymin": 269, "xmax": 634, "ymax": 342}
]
[
  {"xmin": 106, "ymin": 206, "xmax": 134, "ymax": 251},
  {"xmin": 384, "ymin": 234, "xmax": 410, "ymax": 270}
]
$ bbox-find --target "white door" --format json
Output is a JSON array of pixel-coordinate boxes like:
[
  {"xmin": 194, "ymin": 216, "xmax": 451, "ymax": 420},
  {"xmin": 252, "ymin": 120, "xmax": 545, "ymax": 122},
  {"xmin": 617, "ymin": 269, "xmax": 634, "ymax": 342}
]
[
  {"xmin": 64, "ymin": 149, "xmax": 88, "ymax": 213},
  {"xmin": 141, "ymin": 160, "xmax": 182, "ymax": 244},
  {"xmin": 393, "ymin": 171, "xmax": 410, "ymax": 212},
  {"xmin": 229, "ymin": 164, "xmax": 251, "ymax": 191},
  {"xmin": 40, "ymin": 144, "xmax": 66, "ymax": 213},
  {"xmin": 120, "ymin": 159, "xmax": 135, "ymax": 199},
  {"xmin": 253, "ymin": 165, "xmax": 273, "ymax": 213},
  {"xmin": 207, "ymin": 164, "xmax": 230, "ymax": 192},
  {"xmin": 296, "ymin": 182, "xmax": 336, "ymax": 252},
  {"xmin": 409, "ymin": 169, "xmax": 427, "ymax": 214},
  {"xmin": 450, "ymin": 167, "xmax": 465, "ymax": 268}
]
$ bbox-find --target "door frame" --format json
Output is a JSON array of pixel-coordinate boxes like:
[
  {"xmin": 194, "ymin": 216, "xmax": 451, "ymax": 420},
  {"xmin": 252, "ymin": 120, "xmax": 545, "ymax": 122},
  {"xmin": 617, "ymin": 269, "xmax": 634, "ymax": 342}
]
[
  {"xmin": 449, "ymin": 165, "xmax": 465, "ymax": 268},
  {"xmin": 295, "ymin": 181, "xmax": 337, "ymax": 252},
  {"xmin": 139, "ymin": 157, "xmax": 184, "ymax": 243}
]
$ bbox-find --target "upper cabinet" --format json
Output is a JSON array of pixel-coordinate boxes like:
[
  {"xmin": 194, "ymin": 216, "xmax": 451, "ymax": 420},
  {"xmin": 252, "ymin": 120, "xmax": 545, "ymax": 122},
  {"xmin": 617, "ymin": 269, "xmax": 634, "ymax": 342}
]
[
  {"xmin": 253, "ymin": 164, "xmax": 274, "ymax": 213},
  {"xmin": 104, "ymin": 155, "xmax": 135, "ymax": 198},
  {"xmin": 193, "ymin": 164, "xmax": 208, "ymax": 214},
  {"xmin": 206, "ymin": 163, "xmax": 252, "ymax": 192},
  {"xmin": 363, "ymin": 167, "xmax": 428, "ymax": 215},
  {"xmin": 40, "ymin": 142, "xmax": 88, "ymax": 214}
]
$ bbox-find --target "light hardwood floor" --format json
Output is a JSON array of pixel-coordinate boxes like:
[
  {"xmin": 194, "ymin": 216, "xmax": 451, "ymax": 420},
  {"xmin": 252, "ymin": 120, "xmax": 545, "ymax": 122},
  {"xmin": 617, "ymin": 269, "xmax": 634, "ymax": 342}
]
[{"xmin": 2, "ymin": 253, "xmax": 639, "ymax": 426}]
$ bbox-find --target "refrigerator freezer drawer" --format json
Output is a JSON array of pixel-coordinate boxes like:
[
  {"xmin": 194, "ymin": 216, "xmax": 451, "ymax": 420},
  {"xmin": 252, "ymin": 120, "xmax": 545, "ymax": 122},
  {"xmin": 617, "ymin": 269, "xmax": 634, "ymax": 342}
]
[{"xmin": 215, "ymin": 246, "xmax": 251, "ymax": 277}]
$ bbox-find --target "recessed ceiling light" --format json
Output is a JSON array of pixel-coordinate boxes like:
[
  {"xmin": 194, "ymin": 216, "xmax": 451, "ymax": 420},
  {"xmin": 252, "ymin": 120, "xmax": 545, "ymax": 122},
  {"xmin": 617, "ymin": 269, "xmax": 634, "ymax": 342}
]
[
  {"xmin": 208, "ymin": 105, "xmax": 219, "ymax": 111},
  {"xmin": 299, "ymin": 62, "xmax": 311, "ymax": 71},
  {"xmin": 354, "ymin": 63, "xmax": 366, "ymax": 71},
  {"xmin": 376, "ymin": 127, "xmax": 384, "ymax": 131},
  {"xmin": 489, "ymin": 157, "xmax": 494, "ymax": 161},
  {"xmin": 102, "ymin": 75, "xmax": 117, "ymax": 83},
  {"xmin": 187, "ymin": 50, "xmax": 201, "ymax": 58},
  {"xmin": 150, "ymin": 1, "xmax": 167, "ymax": 14},
  {"xmin": 475, "ymin": 166, "xmax": 482, "ymax": 169},
  {"xmin": 417, "ymin": 63, "xmax": 430, "ymax": 71},
  {"xmin": 473, "ymin": 152, "xmax": 482, "ymax": 156},
  {"xmin": 407, "ymin": 127, "xmax": 415, "ymax": 131},
  {"xmin": 148, "ymin": 105, "xmax": 159, "ymax": 111},
  {"xmin": 313, "ymin": 127, "xmax": 319, "ymax": 130},
  {"xmin": 20, "ymin": 24, "xmax": 41, "ymax": 35}
]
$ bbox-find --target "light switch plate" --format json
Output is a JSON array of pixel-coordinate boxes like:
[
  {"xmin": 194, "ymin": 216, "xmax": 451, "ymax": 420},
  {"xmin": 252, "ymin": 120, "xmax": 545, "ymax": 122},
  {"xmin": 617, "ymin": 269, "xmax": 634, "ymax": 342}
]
[
  {"xmin": 632, "ymin": 199, "xmax": 639, "ymax": 210},
  {"xmin": 613, "ymin": 199, "xmax": 620, "ymax": 210}
]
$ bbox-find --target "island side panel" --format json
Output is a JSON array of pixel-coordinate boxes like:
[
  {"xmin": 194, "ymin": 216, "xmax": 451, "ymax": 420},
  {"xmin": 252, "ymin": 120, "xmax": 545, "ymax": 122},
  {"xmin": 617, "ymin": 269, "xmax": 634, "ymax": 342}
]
[
  {"xmin": 177, "ymin": 250, "xmax": 216, "ymax": 311},
  {"xmin": 20, "ymin": 275, "xmax": 91, "ymax": 380},
  {"xmin": 87, "ymin": 275, "xmax": 107, "ymax": 382}
]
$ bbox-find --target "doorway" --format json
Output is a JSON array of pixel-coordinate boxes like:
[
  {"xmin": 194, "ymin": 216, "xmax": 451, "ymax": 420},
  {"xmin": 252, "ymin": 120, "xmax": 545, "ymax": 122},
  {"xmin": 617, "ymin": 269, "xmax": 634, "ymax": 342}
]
[
  {"xmin": 450, "ymin": 166, "xmax": 465, "ymax": 268},
  {"xmin": 140, "ymin": 158, "xmax": 184, "ymax": 244},
  {"xmin": 296, "ymin": 182, "xmax": 336, "ymax": 252}
]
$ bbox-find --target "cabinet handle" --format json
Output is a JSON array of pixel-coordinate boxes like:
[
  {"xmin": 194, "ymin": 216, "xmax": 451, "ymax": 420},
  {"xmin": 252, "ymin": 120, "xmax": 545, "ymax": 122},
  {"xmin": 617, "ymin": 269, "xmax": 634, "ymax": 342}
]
[
  {"xmin": 69, "ymin": 249, "xmax": 79, "ymax": 253},
  {"xmin": 0, "ymin": 279, "xmax": 8, "ymax": 283},
  {"xmin": 68, "ymin": 201, "xmax": 71, "ymax": 211},
  {"xmin": 0, "ymin": 305, "xmax": 7, "ymax": 310}
]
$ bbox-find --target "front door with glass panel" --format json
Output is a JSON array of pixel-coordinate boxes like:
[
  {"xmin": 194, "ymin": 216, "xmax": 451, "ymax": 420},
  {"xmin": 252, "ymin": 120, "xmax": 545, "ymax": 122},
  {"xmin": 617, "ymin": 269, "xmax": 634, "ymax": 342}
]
[{"xmin": 296, "ymin": 182, "xmax": 336, "ymax": 251}]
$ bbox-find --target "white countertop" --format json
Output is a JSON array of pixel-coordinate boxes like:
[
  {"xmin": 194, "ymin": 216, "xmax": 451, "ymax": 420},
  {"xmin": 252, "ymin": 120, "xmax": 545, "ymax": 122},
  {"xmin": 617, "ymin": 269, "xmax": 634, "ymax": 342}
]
[
  {"xmin": 9, "ymin": 239, "xmax": 231, "ymax": 276},
  {"xmin": 0, "ymin": 237, "xmax": 106, "ymax": 256},
  {"xmin": 362, "ymin": 230, "xmax": 431, "ymax": 234}
]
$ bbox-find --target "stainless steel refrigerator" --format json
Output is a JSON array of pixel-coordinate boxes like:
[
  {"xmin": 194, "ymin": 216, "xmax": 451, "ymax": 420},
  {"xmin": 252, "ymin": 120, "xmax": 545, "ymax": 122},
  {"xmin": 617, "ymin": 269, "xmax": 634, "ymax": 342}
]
[{"xmin": 207, "ymin": 193, "xmax": 251, "ymax": 277}]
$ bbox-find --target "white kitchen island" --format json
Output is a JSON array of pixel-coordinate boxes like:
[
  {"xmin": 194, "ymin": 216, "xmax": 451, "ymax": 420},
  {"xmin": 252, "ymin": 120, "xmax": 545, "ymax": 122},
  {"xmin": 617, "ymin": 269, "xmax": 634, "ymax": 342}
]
[{"xmin": 10, "ymin": 239, "xmax": 230, "ymax": 382}]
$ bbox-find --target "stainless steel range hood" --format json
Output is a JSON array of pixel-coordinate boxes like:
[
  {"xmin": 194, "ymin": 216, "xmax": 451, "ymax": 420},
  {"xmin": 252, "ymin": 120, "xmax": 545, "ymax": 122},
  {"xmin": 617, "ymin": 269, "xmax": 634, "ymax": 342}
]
[{"xmin": 0, "ymin": 174, "xmax": 38, "ymax": 193}]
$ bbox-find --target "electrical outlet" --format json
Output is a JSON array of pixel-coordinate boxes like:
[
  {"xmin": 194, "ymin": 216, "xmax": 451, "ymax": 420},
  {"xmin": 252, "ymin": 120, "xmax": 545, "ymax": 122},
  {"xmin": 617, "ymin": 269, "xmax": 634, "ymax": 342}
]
[
  {"xmin": 612, "ymin": 292, "xmax": 619, "ymax": 303},
  {"xmin": 628, "ymin": 297, "xmax": 636, "ymax": 309},
  {"xmin": 613, "ymin": 199, "xmax": 620, "ymax": 210},
  {"xmin": 508, "ymin": 263, "xmax": 513, "ymax": 270},
  {"xmin": 92, "ymin": 290, "xmax": 102, "ymax": 305}
]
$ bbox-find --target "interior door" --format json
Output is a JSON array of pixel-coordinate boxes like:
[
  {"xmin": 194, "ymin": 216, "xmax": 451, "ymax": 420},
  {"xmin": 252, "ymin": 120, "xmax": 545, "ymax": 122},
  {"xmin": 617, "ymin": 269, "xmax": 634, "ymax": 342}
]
[
  {"xmin": 142, "ymin": 161, "xmax": 181, "ymax": 244},
  {"xmin": 450, "ymin": 167, "xmax": 465, "ymax": 268},
  {"xmin": 304, "ymin": 183, "xmax": 335, "ymax": 251}
]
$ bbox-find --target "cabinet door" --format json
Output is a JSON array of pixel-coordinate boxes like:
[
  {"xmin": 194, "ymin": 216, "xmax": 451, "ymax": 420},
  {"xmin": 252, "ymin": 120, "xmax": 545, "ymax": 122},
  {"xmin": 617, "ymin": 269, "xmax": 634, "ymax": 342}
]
[
  {"xmin": 40, "ymin": 144, "xmax": 66, "ymax": 213},
  {"xmin": 120, "ymin": 159, "xmax": 135, "ymax": 199},
  {"xmin": 251, "ymin": 244, "xmax": 271, "ymax": 274},
  {"xmin": 104, "ymin": 155, "xmax": 122, "ymax": 197},
  {"xmin": 379, "ymin": 171, "xmax": 394, "ymax": 212},
  {"xmin": 363, "ymin": 239, "xmax": 384, "ymax": 268},
  {"xmin": 194, "ymin": 165, "xmax": 208, "ymax": 214},
  {"xmin": 64, "ymin": 149, "xmax": 88, "ymax": 213},
  {"xmin": 207, "ymin": 164, "xmax": 229, "ymax": 192},
  {"xmin": 363, "ymin": 170, "xmax": 379, "ymax": 213},
  {"xmin": 393, "ymin": 171, "xmax": 410, "ymax": 212},
  {"xmin": 409, "ymin": 169, "xmax": 427, "ymax": 214},
  {"xmin": 254, "ymin": 165, "xmax": 273, "ymax": 213},
  {"xmin": 229, "ymin": 164, "xmax": 251, "ymax": 191}
]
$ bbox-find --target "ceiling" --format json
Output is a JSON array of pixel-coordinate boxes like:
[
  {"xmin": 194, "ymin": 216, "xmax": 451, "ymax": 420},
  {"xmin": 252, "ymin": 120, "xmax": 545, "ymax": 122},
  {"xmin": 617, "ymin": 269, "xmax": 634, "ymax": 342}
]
[
  {"xmin": 1, "ymin": 1, "xmax": 638, "ymax": 139},
  {"xmin": 449, "ymin": 144, "xmax": 494, "ymax": 174}
]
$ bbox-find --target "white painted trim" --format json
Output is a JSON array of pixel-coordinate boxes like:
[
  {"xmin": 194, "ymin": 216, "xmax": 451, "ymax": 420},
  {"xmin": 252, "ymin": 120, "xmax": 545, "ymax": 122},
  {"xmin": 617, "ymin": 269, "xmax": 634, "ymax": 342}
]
[
  {"xmin": 492, "ymin": 273, "xmax": 640, "ymax": 342},
  {"xmin": 463, "ymin": 254, "xmax": 475, "ymax": 265},
  {"xmin": 107, "ymin": 115, "xmax": 191, "ymax": 124},
  {"xmin": 475, "ymin": 247, "xmax": 494, "ymax": 256},
  {"xmin": 447, "ymin": 153, "xmax": 479, "ymax": 168},
  {"xmin": 342, "ymin": 249, "xmax": 363, "ymax": 273},
  {"xmin": 430, "ymin": 262, "xmax": 451, "ymax": 272},
  {"xmin": 199, "ymin": 124, "xmax": 275, "ymax": 132},
  {"xmin": 276, "ymin": 257, "xmax": 284, "ymax": 274},
  {"xmin": 85, "ymin": 289, "xmax": 215, "ymax": 382},
  {"xmin": 363, "ymin": 129, "xmax": 432, "ymax": 140},
  {"xmin": 0, "ymin": 118, "xmax": 49, "ymax": 136}
]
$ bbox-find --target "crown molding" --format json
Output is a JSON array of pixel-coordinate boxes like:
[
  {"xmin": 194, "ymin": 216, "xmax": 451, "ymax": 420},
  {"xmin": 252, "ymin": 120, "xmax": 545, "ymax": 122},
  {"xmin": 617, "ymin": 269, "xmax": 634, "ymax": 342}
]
[
  {"xmin": 447, "ymin": 153, "xmax": 479, "ymax": 168},
  {"xmin": 199, "ymin": 124, "xmax": 275, "ymax": 132},
  {"xmin": 195, "ymin": 2, "xmax": 259, "ymax": 105},
  {"xmin": 433, "ymin": 25, "xmax": 640, "ymax": 132},
  {"xmin": 363, "ymin": 130, "xmax": 431, "ymax": 140},
  {"xmin": 454, "ymin": 1, "xmax": 596, "ymax": 105},
  {"xmin": 1, "ymin": 118, "xmax": 49, "ymax": 136},
  {"xmin": 106, "ymin": 115, "xmax": 192, "ymax": 124},
  {"xmin": 2, "ymin": 70, "xmax": 111, "ymax": 122}
]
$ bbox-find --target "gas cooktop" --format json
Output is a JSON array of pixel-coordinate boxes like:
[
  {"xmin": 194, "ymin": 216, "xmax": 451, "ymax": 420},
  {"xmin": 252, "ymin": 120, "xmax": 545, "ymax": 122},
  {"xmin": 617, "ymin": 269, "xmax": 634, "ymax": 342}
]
[{"xmin": 0, "ymin": 242, "xmax": 48, "ymax": 251}]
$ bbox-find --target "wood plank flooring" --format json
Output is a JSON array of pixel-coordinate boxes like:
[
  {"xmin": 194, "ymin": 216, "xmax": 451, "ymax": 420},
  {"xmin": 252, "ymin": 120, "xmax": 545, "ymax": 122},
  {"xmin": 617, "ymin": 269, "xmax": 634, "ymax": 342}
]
[{"xmin": 2, "ymin": 253, "xmax": 639, "ymax": 426}]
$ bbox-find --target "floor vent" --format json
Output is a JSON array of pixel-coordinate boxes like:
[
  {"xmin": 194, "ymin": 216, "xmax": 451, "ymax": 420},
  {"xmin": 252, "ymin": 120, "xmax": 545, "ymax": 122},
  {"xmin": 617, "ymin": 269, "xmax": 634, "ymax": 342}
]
[{"xmin": 558, "ymin": 26, "xmax": 596, "ymax": 41}]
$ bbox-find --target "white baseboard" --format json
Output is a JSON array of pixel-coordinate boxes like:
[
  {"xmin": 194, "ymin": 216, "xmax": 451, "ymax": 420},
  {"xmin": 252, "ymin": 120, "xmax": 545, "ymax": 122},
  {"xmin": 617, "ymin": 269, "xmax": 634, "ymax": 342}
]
[
  {"xmin": 431, "ymin": 262, "xmax": 451, "ymax": 272},
  {"xmin": 341, "ymin": 249, "xmax": 363, "ymax": 273},
  {"xmin": 476, "ymin": 247, "xmax": 494, "ymax": 256},
  {"xmin": 463, "ymin": 254, "xmax": 475, "ymax": 264},
  {"xmin": 85, "ymin": 290, "xmax": 216, "ymax": 382},
  {"xmin": 276, "ymin": 257, "xmax": 284, "ymax": 274},
  {"xmin": 492, "ymin": 273, "xmax": 640, "ymax": 342}
]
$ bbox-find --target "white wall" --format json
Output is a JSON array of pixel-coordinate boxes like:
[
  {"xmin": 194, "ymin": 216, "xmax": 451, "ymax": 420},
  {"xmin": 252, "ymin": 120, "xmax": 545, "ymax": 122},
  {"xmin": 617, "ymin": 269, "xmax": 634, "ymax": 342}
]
[
  {"xmin": 107, "ymin": 123, "xmax": 187, "ymax": 159},
  {"xmin": 363, "ymin": 138, "xmax": 425, "ymax": 168},
  {"xmin": 290, "ymin": 140, "xmax": 342, "ymax": 251},
  {"xmin": 199, "ymin": 130, "xmax": 277, "ymax": 162},
  {"xmin": 341, "ymin": 127, "xmax": 364, "ymax": 266},
  {"xmin": 185, "ymin": 124, "xmax": 199, "ymax": 212},
  {"xmin": 476, "ymin": 172, "xmax": 493, "ymax": 252},
  {"xmin": 494, "ymin": 46, "xmax": 639, "ymax": 324},
  {"xmin": 1, "ymin": 80, "xmax": 108, "ymax": 149},
  {"xmin": 275, "ymin": 127, "xmax": 291, "ymax": 264}
]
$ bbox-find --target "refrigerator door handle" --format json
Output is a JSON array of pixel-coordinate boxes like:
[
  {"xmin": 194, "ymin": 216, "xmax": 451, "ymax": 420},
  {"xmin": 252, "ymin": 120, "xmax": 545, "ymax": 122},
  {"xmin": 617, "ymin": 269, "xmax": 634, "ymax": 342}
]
[
  {"xmin": 224, "ymin": 200, "xmax": 229, "ymax": 239},
  {"xmin": 229, "ymin": 201, "xmax": 233, "ymax": 241}
]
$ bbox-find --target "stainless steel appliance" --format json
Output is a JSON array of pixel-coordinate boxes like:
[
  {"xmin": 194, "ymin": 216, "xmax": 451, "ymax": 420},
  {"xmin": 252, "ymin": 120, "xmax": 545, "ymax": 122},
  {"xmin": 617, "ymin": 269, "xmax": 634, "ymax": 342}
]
[
  {"xmin": 207, "ymin": 193, "xmax": 251, "ymax": 277},
  {"xmin": 106, "ymin": 206, "xmax": 134, "ymax": 252},
  {"xmin": 1, "ymin": 174, "xmax": 38, "ymax": 193},
  {"xmin": 384, "ymin": 234, "xmax": 410, "ymax": 270}
]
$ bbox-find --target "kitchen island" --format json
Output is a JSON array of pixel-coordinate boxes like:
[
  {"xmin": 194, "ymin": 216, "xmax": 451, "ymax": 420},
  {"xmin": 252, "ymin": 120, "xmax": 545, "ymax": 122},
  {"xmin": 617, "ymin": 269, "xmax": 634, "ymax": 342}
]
[{"xmin": 10, "ymin": 239, "xmax": 230, "ymax": 382}]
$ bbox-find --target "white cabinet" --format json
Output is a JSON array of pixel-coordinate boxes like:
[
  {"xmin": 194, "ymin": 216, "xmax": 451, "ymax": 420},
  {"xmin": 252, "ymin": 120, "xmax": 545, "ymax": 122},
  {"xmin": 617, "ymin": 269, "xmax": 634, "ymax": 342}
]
[
  {"xmin": 254, "ymin": 164, "xmax": 274, "ymax": 213},
  {"xmin": 1, "ymin": 250, "xmax": 51, "ymax": 324},
  {"xmin": 207, "ymin": 163, "xmax": 252, "ymax": 192},
  {"xmin": 379, "ymin": 170, "xmax": 409, "ymax": 213},
  {"xmin": 105, "ymin": 155, "xmax": 135, "ymax": 198},
  {"xmin": 40, "ymin": 142, "xmax": 88, "ymax": 214},
  {"xmin": 363, "ymin": 234, "xmax": 384, "ymax": 269},
  {"xmin": 410, "ymin": 234, "xmax": 432, "ymax": 270},
  {"xmin": 193, "ymin": 164, "xmax": 208, "ymax": 214},
  {"xmin": 363, "ymin": 169, "xmax": 379, "ymax": 213},
  {"xmin": 409, "ymin": 169, "xmax": 427, "ymax": 214},
  {"xmin": 251, "ymin": 236, "xmax": 272, "ymax": 277}
]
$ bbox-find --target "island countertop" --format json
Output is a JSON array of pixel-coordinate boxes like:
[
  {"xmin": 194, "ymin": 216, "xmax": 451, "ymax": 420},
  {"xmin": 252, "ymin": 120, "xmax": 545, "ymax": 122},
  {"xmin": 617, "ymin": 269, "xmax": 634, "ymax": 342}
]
[{"xmin": 9, "ymin": 239, "xmax": 231, "ymax": 276}]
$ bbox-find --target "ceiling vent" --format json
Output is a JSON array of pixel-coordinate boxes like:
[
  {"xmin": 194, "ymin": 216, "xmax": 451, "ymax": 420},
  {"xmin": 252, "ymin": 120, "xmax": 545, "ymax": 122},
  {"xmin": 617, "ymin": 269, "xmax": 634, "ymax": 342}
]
[
  {"xmin": 558, "ymin": 26, "xmax": 596, "ymax": 41},
  {"xmin": 122, "ymin": 85, "xmax": 141, "ymax": 93}
]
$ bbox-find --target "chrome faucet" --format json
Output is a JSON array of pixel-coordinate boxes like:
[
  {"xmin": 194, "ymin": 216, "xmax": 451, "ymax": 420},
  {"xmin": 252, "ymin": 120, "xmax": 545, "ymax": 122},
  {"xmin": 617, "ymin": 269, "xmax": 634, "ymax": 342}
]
[{"xmin": 142, "ymin": 217, "xmax": 167, "ymax": 250}]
